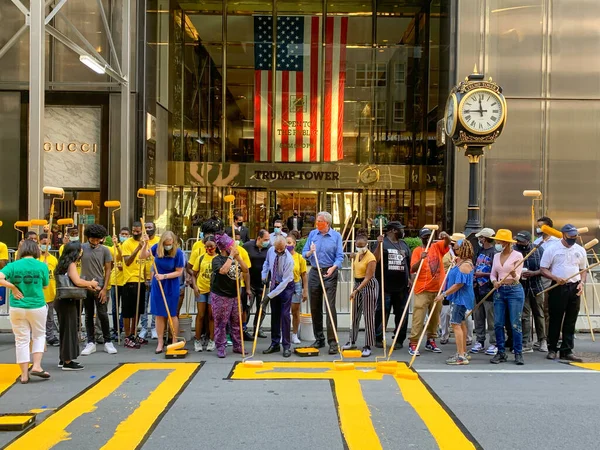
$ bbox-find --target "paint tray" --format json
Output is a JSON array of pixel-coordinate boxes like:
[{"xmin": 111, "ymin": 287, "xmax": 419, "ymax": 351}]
[
  {"xmin": 294, "ymin": 347, "xmax": 320, "ymax": 357},
  {"xmin": 0, "ymin": 413, "xmax": 36, "ymax": 431}
]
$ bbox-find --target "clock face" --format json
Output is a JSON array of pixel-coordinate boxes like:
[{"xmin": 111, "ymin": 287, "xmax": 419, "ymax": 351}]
[
  {"xmin": 444, "ymin": 93, "xmax": 457, "ymax": 136},
  {"xmin": 459, "ymin": 89, "xmax": 505, "ymax": 135}
]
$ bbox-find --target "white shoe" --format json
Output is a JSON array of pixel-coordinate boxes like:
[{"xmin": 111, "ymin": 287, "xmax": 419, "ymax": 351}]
[
  {"xmin": 206, "ymin": 340, "xmax": 216, "ymax": 352},
  {"xmin": 81, "ymin": 342, "xmax": 96, "ymax": 356},
  {"xmin": 485, "ymin": 345, "xmax": 498, "ymax": 356},
  {"xmin": 291, "ymin": 333, "xmax": 301, "ymax": 344},
  {"xmin": 151, "ymin": 328, "xmax": 158, "ymax": 339},
  {"xmin": 194, "ymin": 339, "xmax": 203, "ymax": 352},
  {"xmin": 104, "ymin": 342, "xmax": 118, "ymax": 354},
  {"xmin": 539, "ymin": 340, "xmax": 548, "ymax": 352},
  {"xmin": 470, "ymin": 342, "xmax": 484, "ymax": 353},
  {"xmin": 139, "ymin": 328, "xmax": 148, "ymax": 339}
]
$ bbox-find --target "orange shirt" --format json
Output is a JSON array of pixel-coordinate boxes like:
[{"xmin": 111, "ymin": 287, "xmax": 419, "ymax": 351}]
[{"xmin": 410, "ymin": 240, "xmax": 449, "ymax": 294}]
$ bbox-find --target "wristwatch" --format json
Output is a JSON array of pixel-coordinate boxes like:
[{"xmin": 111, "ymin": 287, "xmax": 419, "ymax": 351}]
[
  {"xmin": 442, "ymin": 292, "xmax": 447, "ymax": 299},
  {"xmin": 228, "ymin": 255, "xmax": 234, "ymax": 261}
]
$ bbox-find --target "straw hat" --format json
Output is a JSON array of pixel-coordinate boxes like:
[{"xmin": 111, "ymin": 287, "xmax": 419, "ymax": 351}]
[
  {"xmin": 450, "ymin": 232, "xmax": 466, "ymax": 243},
  {"xmin": 493, "ymin": 229, "xmax": 516, "ymax": 243}
]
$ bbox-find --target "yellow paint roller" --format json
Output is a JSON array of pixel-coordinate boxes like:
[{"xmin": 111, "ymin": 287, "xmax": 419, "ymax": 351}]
[
  {"xmin": 581, "ymin": 238, "xmax": 600, "ymax": 321},
  {"xmin": 578, "ymin": 227, "xmax": 589, "ymax": 234},
  {"xmin": 73, "ymin": 200, "xmax": 92, "ymax": 208},
  {"xmin": 42, "ymin": 186, "xmax": 65, "ymax": 259},
  {"xmin": 31, "ymin": 219, "xmax": 48, "ymax": 226},
  {"xmin": 14, "ymin": 221, "xmax": 30, "ymax": 240},
  {"xmin": 522, "ymin": 190, "xmax": 542, "ymax": 198},
  {"xmin": 243, "ymin": 285, "xmax": 267, "ymax": 367},
  {"xmin": 541, "ymin": 224, "xmax": 563, "ymax": 239},
  {"xmin": 137, "ymin": 188, "xmax": 156, "ymax": 197},
  {"xmin": 523, "ymin": 190, "xmax": 542, "ymax": 238},
  {"xmin": 73, "ymin": 200, "xmax": 94, "ymax": 242},
  {"xmin": 57, "ymin": 218, "xmax": 74, "ymax": 226},
  {"xmin": 380, "ymin": 224, "xmax": 439, "ymax": 372},
  {"xmin": 0, "ymin": 221, "xmax": 3, "ymax": 227}
]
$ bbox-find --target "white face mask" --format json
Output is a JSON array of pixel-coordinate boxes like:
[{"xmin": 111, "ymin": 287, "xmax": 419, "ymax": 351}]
[
  {"xmin": 164, "ymin": 245, "xmax": 173, "ymax": 251},
  {"xmin": 494, "ymin": 243, "xmax": 505, "ymax": 252},
  {"xmin": 356, "ymin": 246, "xmax": 368, "ymax": 254}
]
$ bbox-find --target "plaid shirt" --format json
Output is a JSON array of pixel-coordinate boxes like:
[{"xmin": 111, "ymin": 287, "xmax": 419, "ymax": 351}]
[{"xmin": 516, "ymin": 244, "xmax": 544, "ymax": 295}]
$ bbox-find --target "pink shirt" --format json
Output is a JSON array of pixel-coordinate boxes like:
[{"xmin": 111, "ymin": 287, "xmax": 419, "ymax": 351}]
[{"xmin": 490, "ymin": 250, "xmax": 524, "ymax": 284}]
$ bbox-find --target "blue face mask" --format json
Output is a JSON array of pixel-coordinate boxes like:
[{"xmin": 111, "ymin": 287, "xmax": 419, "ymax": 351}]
[
  {"xmin": 119, "ymin": 236, "xmax": 128, "ymax": 243},
  {"xmin": 40, "ymin": 244, "xmax": 49, "ymax": 252},
  {"xmin": 261, "ymin": 241, "xmax": 269, "ymax": 248},
  {"xmin": 274, "ymin": 227, "xmax": 281, "ymax": 234}
]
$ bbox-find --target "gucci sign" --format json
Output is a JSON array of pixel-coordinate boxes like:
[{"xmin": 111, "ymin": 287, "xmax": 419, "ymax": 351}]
[{"xmin": 43, "ymin": 142, "xmax": 99, "ymax": 153}]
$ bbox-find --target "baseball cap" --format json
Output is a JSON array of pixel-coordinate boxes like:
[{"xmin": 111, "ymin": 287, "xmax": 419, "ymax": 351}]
[
  {"xmin": 475, "ymin": 228, "xmax": 495, "ymax": 238},
  {"xmin": 515, "ymin": 231, "xmax": 532, "ymax": 243},
  {"xmin": 561, "ymin": 224, "xmax": 578, "ymax": 237},
  {"xmin": 386, "ymin": 221, "xmax": 405, "ymax": 231},
  {"xmin": 419, "ymin": 228, "xmax": 432, "ymax": 238}
]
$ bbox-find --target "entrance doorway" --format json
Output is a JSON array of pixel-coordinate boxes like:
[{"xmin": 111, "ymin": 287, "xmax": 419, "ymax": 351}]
[{"xmin": 270, "ymin": 190, "xmax": 320, "ymax": 237}]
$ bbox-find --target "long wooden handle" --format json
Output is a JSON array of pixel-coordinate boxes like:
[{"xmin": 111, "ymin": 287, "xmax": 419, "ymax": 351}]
[
  {"xmin": 152, "ymin": 260, "xmax": 176, "ymax": 336},
  {"xmin": 230, "ymin": 202, "xmax": 245, "ymax": 358},
  {"xmin": 537, "ymin": 261, "xmax": 600, "ymax": 296},
  {"xmin": 349, "ymin": 227, "xmax": 355, "ymax": 340},
  {"xmin": 251, "ymin": 285, "xmax": 267, "ymax": 357},
  {"xmin": 314, "ymin": 251, "xmax": 341, "ymax": 355},
  {"xmin": 342, "ymin": 214, "xmax": 359, "ymax": 250},
  {"xmin": 379, "ymin": 220, "xmax": 386, "ymax": 355}
]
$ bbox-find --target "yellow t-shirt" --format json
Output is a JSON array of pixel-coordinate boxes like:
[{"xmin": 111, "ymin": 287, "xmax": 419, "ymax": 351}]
[
  {"xmin": 292, "ymin": 251, "xmax": 307, "ymax": 283},
  {"xmin": 121, "ymin": 238, "xmax": 145, "ymax": 284},
  {"xmin": 58, "ymin": 244, "xmax": 81, "ymax": 273},
  {"xmin": 144, "ymin": 235, "xmax": 161, "ymax": 280},
  {"xmin": 0, "ymin": 242, "xmax": 8, "ymax": 261},
  {"xmin": 110, "ymin": 245, "xmax": 126, "ymax": 287},
  {"xmin": 188, "ymin": 240, "xmax": 206, "ymax": 268},
  {"xmin": 38, "ymin": 253, "xmax": 58, "ymax": 303},
  {"xmin": 237, "ymin": 245, "xmax": 251, "ymax": 288},
  {"xmin": 193, "ymin": 253, "xmax": 215, "ymax": 294},
  {"xmin": 353, "ymin": 250, "xmax": 376, "ymax": 279}
]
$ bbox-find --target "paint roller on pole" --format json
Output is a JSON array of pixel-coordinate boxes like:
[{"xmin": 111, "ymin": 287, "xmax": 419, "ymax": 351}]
[
  {"xmin": 224, "ymin": 193, "xmax": 246, "ymax": 358},
  {"xmin": 74, "ymin": 200, "xmax": 93, "ymax": 241},
  {"xmin": 42, "ymin": 186, "xmax": 64, "ymax": 258},
  {"xmin": 376, "ymin": 224, "xmax": 439, "ymax": 379},
  {"xmin": 465, "ymin": 224, "xmax": 560, "ymax": 320},
  {"xmin": 243, "ymin": 285, "xmax": 267, "ymax": 367},
  {"xmin": 342, "ymin": 227, "xmax": 363, "ymax": 359},
  {"xmin": 105, "ymin": 200, "xmax": 122, "ymax": 344},
  {"xmin": 579, "ymin": 227, "xmax": 600, "ymax": 312},
  {"xmin": 14, "ymin": 221, "xmax": 31, "ymax": 241},
  {"xmin": 522, "ymin": 190, "xmax": 542, "ymax": 238}
]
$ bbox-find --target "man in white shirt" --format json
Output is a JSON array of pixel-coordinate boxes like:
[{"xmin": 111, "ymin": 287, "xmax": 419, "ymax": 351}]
[
  {"xmin": 540, "ymin": 224, "xmax": 587, "ymax": 362},
  {"xmin": 534, "ymin": 216, "xmax": 560, "ymax": 339}
]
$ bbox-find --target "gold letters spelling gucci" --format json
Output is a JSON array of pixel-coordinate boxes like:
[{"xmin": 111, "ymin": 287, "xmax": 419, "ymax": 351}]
[{"xmin": 43, "ymin": 142, "xmax": 98, "ymax": 153}]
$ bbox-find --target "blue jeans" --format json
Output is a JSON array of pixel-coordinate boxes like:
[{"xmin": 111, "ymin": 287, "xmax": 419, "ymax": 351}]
[
  {"xmin": 493, "ymin": 284, "xmax": 525, "ymax": 355},
  {"xmin": 140, "ymin": 283, "xmax": 156, "ymax": 330}
]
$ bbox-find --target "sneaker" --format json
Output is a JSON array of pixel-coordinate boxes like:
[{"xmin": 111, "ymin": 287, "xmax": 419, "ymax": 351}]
[
  {"xmin": 485, "ymin": 345, "xmax": 498, "ymax": 356},
  {"xmin": 463, "ymin": 352, "xmax": 472, "ymax": 361},
  {"xmin": 151, "ymin": 328, "xmax": 158, "ymax": 340},
  {"xmin": 139, "ymin": 328, "xmax": 148, "ymax": 340},
  {"xmin": 466, "ymin": 339, "xmax": 473, "ymax": 346},
  {"xmin": 104, "ymin": 342, "xmax": 118, "ymax": 354},
  {"xmin": 470, "ymin": 342, "xmax": 484, "ymax": 353},
  {"xmin": 62, "ymin": 361, "xmax": 84, "ymax": 371},
  {"xmin": 408, "ymin": 344, "xmax": 420, "ymax": 356},
  {"xmin": 81, "ymin": 343, "xmax": 96, "ymax": 356},
  {"xmin": 522, "ymin": 346, "xmax": 534, "ymax": 353},
  {"xmin": 490, "ymin": 352, "xmax": 508, "ymax": 364},
  {"xmin": 47, "ymin": 338, "xmax": 60, "ymax": 347},
  {"xmin": 539, "ymin": 340, "xmax": 548, "ymax": 352},
  {"xmin": 515, "ymin": 353, "xmax": 525, "ymax": 365},
  {"xmin": 226, "ymin": 336, "xmax": 233, "ymax": 347},
  {"xmin": 533, "ymin": 341, "xmax": 541, "ymax": 349},
  {"xmin": 194, "ymin": 339, "xmax": 203, "ymax": 352},
  {"xmin": 440, "ymin": 338, "xmax": 449, "ymax": 345},
  {"xmin": 291, "ymin": 333, "xmax": 301, "ymax": 345},
  {"xmin": 206, "ymin": 340, "xmax": 216, "ymax": 352},
  {"xmin": 446, "ymin": 353, "xmax": 469, "ymax": 365},
  {"xmin": 58, "ymin": 360, "xmax": 63, "ymax": 368},
  {"xmin": 361, "ymin": 347, "xmax": 372, "ymax": 357},
  {"xmin": 342, "ymin": 342, "xmax": 356, "ymax": 350},
  {"xmin": 425, "ymin": 339, "xmax": 442, "ymax": 353},
  {"xmin": 375, "ymin": 340, "xmax": 384, "ymax": 348}
]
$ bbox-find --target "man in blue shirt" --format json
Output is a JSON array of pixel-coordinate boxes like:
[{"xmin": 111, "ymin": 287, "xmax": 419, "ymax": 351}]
[
  {"xmin": 302, "ymin": 211, "xmax": 344, "ymax": 354},
  {"xmin": 262, "ymin": 236, "xmax": 295, "ymax": 357}
]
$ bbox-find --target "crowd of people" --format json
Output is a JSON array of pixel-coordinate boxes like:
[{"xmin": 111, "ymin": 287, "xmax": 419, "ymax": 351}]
[{"xmin": 0, "ymin": 210, "xmax": 592, "ymax": 383}]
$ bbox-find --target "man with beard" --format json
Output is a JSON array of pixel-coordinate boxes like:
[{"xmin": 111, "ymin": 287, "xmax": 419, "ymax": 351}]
[{"xmin": 80, "ymin": 224, "xmax": 117, "ymax": 356}]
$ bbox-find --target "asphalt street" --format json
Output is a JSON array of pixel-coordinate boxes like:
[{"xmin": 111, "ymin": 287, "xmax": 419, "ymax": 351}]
[{"xmin": 0, "ymin": 332, "xmax": 598, "ymax": 450}]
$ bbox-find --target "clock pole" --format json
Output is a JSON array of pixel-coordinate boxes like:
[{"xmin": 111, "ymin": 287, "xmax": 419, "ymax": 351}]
[{"xmin": 464, "ymin": 148, "xmax": 483, "ymax": 236}]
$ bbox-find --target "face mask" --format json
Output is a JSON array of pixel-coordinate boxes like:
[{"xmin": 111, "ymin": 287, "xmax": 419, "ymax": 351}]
[
  {"xmin": 237, "ymin": 221, "xmax": 243, "ymax": 227},
  {"xmin": 286, "ymin": 245, "xmax": 295, "ymax": 252},
  {"xmin": 199, "ymin": 232, "xmax": 204, "ymax": 239},
  {"xmin": 535, "ymin": 227, "xmax": 543, "ymax": 236},
  {"xmin": 317, "ymin": 222, "xmax": 327, "ymax": 232},
  {"xmin": 495, "ymin": 244, "xmax": 505, "ymax": 252},
  {"xmin": 236, "ymin": 240, "xmax": 242, "ymax": 246},
  {"xmin": 164, "ymin": 245, "xmax": 173, "ymax": 251},
  {"xmin": 274, "ymin": 227, "xmax": 281, "ymax": 234},
  {"xmin": 261, "ymin": 241, "xmax": 269, "ymax": 248},
  {"xmin": 207, "ymin": 247, "xmax": 216, "ymax": 255},
  {"xmin": 133, "ymin": 233, "xmax": 141, "ymax": 241},
  {"xmin": 40, "ymin": 244, "xmax": 49, "ymax": 252},
  {"xmin": 89, "ymin": 243, "xmax": 98, "ymax": 249},
  {"xmin": 478, "ymin": 240, "xmax": 484, "ymax": 248},
  {"xmin": 398, "ymin": 230, "xmax": 405, "ymax": 239},
  {"xmin": 294, "ymin": 212, "xmax": 298, "ymax": 216},
  {"xmin": 516, "ymin": 244, "xmax": 528, "ymax": 252},
  {"xmin": 147, "ymin": 229, "xmax": 156, "ymax": 237},
  {"xmin": 356, "ymin": 246, "xmax": 368, "ymax": 254},
  {"xmin": 69, "ymin": 236, "xmax": 79, "ymax": 242},
  {"xmin": 565, "ymin": 237, "xmax": 577, "ymax": 246},
  {"xmin": 119, "ymin": 236, "xmax": 128, "ymax": 243}
]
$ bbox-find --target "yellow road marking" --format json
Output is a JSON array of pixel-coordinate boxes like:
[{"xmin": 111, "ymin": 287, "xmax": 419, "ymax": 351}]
[
  {"xmin": 572, "ymin": 362, "xmax": 600, "ymax": 371},
  {"xmin": 6, "ymin": 363, "xmax": 199, "ymax": 450},
  {"xmin": 0, "ymin": 364, "xmax": 21, "ymax": 396},
  {"xmin": 232, "ymin": 362, "xmax": 475, "ymax": 450}
]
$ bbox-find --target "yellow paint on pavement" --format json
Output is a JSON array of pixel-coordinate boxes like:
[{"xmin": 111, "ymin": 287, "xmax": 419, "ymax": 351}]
[
  {"xmin": 0, "ymin": 364, "xmax": 22, "ymax": 396},
  {"xmin": 572, "ymin": 362, "xmax": 600, "ymax": 371},
  {"xmin": 6, "ymin": 363, "xmax": 199, "ymax": 450}
]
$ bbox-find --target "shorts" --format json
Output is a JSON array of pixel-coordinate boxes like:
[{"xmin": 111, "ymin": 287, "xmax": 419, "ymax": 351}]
[
  {"xmin": 196, "ymin": 293, "xmax": 211, "ymax": 305},
  {"xmin": 450, "ymin": 304, "xmax": 467, "ymax": 325},
  {"xmin": 121, "ymin": 282, "xmax": 146, "ymax": 319},
  {"xmin": 292, "ymin": 281, "xmax": 303, "ymax": 304}
]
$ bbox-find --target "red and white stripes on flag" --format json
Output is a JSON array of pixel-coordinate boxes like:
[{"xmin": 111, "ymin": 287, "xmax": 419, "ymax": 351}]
[{"xmin": 253, "ymin": 16, "xmax": 348, "ymax": 162}]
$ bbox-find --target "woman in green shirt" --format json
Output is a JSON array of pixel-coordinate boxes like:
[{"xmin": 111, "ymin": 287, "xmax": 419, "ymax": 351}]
[{"xmin": 0, "ymin": 240, "xmax": 51, "ymax": 383}]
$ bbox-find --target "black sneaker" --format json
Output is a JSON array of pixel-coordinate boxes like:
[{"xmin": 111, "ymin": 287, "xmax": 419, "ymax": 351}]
[
  {"xmin": 58, "ymin": 360, "xmax": 64, "ymax": 368},
  {"xmin": 62, "ymin": 361, "xmax": 84, "ymax": 371},
  {"xmin": 243, "ymin": 331, "xmax": 254, "ymax": 341},
  {"xmin": 310, "ymin": 340, "xmax": 326, "ymax": 349},
  {"xmin": 490, "ymin": 352, "xmax": 508, "ymax": 364},
  {"xmin": 47, "ymin": 338, "xmax": 60, "ymax": 347},
  {"xmin": 375, "ymin": 340, "xmax": 384, "ymax": 348},
  {"xmin": 328, "ymin": 343, "xmax": 339, "ymax": 355},
  {"xmin": 515, "ymin": 353, "xmax": 525, "ymax": 365},
  {"xmin": 257, "ymin": 330, "xmax": 268, "ymax": 338}
]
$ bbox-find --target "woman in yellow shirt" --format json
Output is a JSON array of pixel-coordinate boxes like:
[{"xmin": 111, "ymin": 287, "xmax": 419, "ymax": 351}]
[
  {"xmin": 286, "ymin": 233, "xmax": 307, "ymax": 344},
  {"xmin": 343, "ymin": 233, "xmax": 379, "ymax": 357},
  {"xmin": 192, "ymin": 236, "xmax": 217, "ymax": 352}
]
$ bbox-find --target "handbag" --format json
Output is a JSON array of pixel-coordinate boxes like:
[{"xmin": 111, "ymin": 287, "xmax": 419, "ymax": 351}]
[{"xmin": 56, "ymin": 273, "xmax": 88, "ymax": 300}]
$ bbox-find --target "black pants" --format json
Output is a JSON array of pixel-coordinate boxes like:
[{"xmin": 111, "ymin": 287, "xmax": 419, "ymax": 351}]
[
  {"xmin": 251, "ymin": 284, "xmax": 270, "ymax": 330},
  {"xmin": 309, "ymin": 268, "xmax": 338, "ymax": 344},
  {"xmin": 55, "ymin": 298, "xmax": 81, "ymax": 362},
  {"xmin": 548, "ymin": 282, "xmax": 580, "ymax": 355},
  {"xmin": 84, "ymin": 290, "xmax": 112, "ymax": 344},
  {"xmin": 375, "ymin": 287, "xmax": 409, "ymax": 345}
]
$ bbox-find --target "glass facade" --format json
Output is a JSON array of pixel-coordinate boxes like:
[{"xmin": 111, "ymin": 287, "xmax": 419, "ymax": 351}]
[{"xmin": 153, "ymin": 0, "xmax": 448, "ymax": 242}]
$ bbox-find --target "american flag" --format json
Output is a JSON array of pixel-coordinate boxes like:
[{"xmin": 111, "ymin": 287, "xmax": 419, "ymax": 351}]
[{"xmin": 254, "ymin": 15, "xmax": 348, "ymax": 162}]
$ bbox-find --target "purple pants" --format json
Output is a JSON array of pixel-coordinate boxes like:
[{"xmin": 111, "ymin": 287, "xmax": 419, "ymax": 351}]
[
  {"xmin": 210, "ymin": 293, "xmax": 242, "ymax": 353},
  {"xmin": 270, "ymin": 282, "xmax": 294, "ymax": 349}
]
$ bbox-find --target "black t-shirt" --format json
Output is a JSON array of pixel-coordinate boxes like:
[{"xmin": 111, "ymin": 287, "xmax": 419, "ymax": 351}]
[
  {"xmin": 373, "ymin": 238, "xmax": 411, "ymax": 292},
  {"xmin": 211, "ymin": 255, "xmax": 238, "ymax": 297},
  {"xmin": 243, "ymin": 240, "xmax": 270, "ymax": 288}
]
